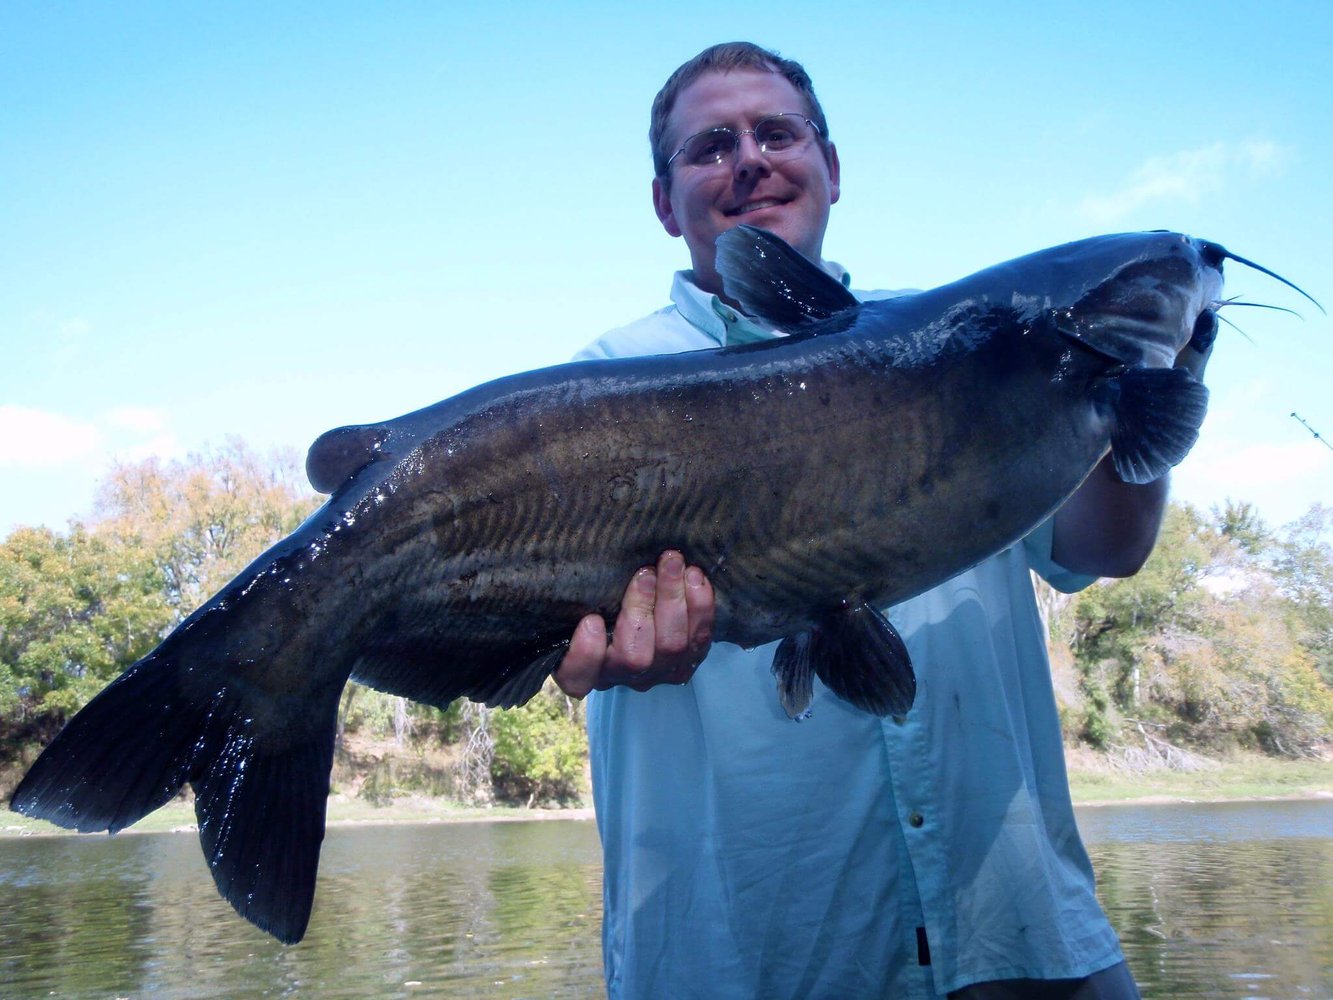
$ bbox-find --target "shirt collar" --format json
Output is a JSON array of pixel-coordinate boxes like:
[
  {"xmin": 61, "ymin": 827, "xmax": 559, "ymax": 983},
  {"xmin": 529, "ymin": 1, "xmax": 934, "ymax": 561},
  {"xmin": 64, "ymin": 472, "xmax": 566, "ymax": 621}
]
[{"xmin": 670, "ymin": 261, "xmax": 853, "ymax": 347}]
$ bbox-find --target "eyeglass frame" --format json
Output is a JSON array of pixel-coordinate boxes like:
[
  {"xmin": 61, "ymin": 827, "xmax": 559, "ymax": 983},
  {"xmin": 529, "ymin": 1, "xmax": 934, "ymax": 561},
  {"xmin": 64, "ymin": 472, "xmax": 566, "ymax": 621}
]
[{"xmin": 663, "ymin": 112, "xmax": 825, "ymax": 173}]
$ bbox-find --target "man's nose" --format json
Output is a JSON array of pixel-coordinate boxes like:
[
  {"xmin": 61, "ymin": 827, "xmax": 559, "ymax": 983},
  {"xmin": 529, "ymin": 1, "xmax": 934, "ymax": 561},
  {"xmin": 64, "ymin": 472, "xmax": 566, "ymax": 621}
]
[{"xmin": 732, "ymin": 132, "xmax": 770, "ymax": 182}]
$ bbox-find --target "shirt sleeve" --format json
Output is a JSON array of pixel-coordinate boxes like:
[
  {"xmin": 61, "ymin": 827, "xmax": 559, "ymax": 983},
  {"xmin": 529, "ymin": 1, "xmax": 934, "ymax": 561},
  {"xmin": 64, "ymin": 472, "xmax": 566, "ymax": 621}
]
[{"xmin": 1022, "ymin": 516, "xmax": 1100, "ymax": 594}]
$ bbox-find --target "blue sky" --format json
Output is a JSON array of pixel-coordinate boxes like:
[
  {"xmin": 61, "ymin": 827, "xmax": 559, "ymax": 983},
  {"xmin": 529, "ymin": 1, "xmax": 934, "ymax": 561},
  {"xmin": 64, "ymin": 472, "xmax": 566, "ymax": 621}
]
[{"xmin": 3, "ymin": 2, "xmax": 1331, "ymax": 536}]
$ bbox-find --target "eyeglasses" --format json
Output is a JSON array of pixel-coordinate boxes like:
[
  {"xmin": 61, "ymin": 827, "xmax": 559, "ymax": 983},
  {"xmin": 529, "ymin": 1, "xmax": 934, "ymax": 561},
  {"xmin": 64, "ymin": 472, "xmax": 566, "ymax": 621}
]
[{"xmin": 664, "ymin": 113, "xmax": 822, "ymax": 171}]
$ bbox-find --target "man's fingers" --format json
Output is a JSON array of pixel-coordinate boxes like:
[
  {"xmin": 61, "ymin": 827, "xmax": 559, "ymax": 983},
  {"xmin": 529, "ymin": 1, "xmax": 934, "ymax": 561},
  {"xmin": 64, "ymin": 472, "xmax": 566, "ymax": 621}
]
[
  {"xmin": 652, "ymin": 551, "xmax": 691, "ymax": 657},
  {"xmin": 609, "ymin": 566, "xmax": 658, "ymax": 670},
  {"xmin": 554, "ymin": 613, "xmax": 608, "ymax": 699},
  {"xmin": 555, "ymin": 553, "xmax": 716, "ymax": 697},
  {"xmin": 684, "ymin": 565, "xmax": 714, "ymax": 651}
]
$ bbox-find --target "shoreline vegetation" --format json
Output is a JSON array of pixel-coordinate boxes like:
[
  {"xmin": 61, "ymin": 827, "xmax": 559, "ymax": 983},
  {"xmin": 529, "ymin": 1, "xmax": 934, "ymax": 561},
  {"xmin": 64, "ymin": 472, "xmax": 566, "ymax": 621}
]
[{"xmin": 4, "ymin": 753, "xmax": 1330, "ymax": 840}]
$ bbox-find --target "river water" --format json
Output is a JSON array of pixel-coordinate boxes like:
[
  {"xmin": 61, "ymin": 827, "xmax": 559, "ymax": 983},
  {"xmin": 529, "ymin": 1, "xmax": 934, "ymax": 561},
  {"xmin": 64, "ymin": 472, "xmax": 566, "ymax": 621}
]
[{"xmin": 2, "ymin": 799, "xmax": 1329, "ymax": 998}]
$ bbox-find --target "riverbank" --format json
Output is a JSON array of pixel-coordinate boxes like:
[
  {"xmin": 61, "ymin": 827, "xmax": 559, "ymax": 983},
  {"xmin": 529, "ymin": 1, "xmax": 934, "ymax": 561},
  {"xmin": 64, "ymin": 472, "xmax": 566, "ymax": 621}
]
[{"xmin": 4, "ymin": 752, "xmax": 1329, "ymax": 839}]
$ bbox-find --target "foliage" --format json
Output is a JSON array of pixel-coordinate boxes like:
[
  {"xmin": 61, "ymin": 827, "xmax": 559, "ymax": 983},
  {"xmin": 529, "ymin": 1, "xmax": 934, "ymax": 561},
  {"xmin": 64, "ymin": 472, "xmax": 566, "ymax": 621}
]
[
  {"xmin": 489, "ymin": 684, "xmax": 588, "ymax": 806},
  {"xmin": 0, "ymin": 525, "xmax": 170, "ymax": 723},
  {"xmin": 0, "ymin": 440, "xmax": 318, "ymax": 734},
  {"xmin": 93, "ymin": 437, "xmax": 320, "ymax": 615},
  {"xmin": 1269, "ymin": 504, "xmax": 1333, "ymax": 686},
  {"xmin": 1058, "ymin": 501, "xmax": 1333, "ymax": 759}
]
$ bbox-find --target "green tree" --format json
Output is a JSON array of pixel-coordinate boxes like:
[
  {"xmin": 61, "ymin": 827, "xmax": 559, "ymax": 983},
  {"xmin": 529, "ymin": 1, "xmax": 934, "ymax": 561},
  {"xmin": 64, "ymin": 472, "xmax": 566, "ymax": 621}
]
[
  {"xmin": 489, "ymin": 684, "xmax": 588, "ymax": 806},
  {"xmin": 2, "ymin": 440, "xmax": 319, "ymax": 735},
  {"xmin": 1059, "ymin": 500, "xmax": 1333, "ymax": 757},
  {"xmin": 0, "ymin": 525, "xmax": 169, "ymax": 724}
]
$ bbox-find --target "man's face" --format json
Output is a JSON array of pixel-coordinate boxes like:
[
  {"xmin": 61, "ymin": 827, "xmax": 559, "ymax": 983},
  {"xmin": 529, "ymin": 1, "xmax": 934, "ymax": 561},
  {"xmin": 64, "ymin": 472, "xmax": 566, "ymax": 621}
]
[{"xmin": 653, "ymin": 69, "xmax": 841, "ymax": 297}]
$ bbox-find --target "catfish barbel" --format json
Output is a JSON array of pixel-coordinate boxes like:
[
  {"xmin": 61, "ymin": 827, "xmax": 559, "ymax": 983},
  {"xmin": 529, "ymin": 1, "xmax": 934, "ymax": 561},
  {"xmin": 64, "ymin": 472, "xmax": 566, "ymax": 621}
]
[{"xmin": 15, "ymin": 226, "xmax": 1292, "ymax": 944}]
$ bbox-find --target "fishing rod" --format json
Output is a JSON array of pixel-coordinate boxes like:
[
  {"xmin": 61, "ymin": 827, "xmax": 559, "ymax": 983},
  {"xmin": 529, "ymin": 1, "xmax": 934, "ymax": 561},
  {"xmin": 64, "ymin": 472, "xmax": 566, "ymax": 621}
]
[{"xmin": 1291, "ymin": 412, "xmax": 1333, "ymax": 453}]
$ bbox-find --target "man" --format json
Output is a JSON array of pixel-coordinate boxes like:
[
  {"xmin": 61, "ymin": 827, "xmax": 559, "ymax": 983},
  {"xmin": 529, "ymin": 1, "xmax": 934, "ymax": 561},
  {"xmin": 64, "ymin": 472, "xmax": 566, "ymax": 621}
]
[{"xmin": 554, "ymin": 42, "xmax": 1206, "ymax": 999}]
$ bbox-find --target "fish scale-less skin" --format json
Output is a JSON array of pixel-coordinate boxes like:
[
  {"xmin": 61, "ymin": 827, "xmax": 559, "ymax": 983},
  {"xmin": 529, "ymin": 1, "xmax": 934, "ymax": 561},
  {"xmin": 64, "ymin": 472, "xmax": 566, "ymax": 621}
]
[
  {"xmin": 270, "ymin": 310, "xmax": 1103, "ymax": 698},
  {"xmin": 11, "ymin": 229, "xmax": 1224, "ymax": 943}
]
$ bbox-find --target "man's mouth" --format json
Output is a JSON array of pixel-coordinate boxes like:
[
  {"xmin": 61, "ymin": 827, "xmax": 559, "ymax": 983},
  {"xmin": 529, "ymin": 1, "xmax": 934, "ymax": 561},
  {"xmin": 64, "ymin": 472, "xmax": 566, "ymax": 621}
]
[{"xmin": 725, "ymin": 198, "xmax": 786, "ymax": 217}]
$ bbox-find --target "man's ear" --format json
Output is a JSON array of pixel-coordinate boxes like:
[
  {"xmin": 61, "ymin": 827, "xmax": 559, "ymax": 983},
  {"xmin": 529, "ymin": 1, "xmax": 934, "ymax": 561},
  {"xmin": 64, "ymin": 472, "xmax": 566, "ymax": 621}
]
[
  {"xmin": 826, "ymin": 142, "xmax": 841, "ymax": 205},
  {"xmin": 652, "ymin": 176, "xmax": 682, "ymax": 238}
]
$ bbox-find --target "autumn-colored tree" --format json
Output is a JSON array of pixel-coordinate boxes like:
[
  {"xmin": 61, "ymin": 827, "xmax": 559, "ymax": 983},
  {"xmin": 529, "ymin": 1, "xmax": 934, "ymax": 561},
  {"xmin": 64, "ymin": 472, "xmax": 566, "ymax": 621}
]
[{"xmin": 93, "ymin": 437, "xmax": 320, "ymax": 615}]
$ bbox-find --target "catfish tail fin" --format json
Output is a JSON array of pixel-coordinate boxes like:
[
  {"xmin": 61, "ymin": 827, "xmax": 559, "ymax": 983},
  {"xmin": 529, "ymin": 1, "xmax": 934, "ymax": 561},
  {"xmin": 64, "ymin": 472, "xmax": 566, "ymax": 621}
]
[{"xmin": 9, "ymin": 649, "xmax": 341, "ymax": 944}]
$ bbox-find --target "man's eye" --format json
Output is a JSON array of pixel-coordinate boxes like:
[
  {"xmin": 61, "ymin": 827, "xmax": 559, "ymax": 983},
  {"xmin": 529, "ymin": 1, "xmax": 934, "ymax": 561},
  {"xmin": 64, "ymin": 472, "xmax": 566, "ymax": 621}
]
[{"xmin": 688, "ymin": 134, "xmax": 733, "ymax": 164}]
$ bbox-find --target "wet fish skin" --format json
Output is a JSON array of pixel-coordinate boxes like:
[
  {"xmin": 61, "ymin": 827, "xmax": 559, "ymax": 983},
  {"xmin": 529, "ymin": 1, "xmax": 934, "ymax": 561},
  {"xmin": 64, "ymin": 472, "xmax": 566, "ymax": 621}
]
[{"xmin": 10, "ymin": 228, "xmax": 1224, "ymax": 943}]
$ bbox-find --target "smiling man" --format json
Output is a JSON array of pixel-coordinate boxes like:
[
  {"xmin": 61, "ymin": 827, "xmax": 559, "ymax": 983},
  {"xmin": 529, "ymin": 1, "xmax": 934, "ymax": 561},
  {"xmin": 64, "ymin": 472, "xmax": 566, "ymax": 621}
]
[{"xmin": 555, "ymin": 42, "xmax": 1173, "ymax": 1000}]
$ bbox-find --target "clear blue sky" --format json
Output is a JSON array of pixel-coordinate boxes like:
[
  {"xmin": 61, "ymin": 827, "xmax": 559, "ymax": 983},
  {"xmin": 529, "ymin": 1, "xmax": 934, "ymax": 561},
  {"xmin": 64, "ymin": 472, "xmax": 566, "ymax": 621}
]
[{"xmin": 3, "ymin": 2, "xmax": 1330, "ymax": 536}]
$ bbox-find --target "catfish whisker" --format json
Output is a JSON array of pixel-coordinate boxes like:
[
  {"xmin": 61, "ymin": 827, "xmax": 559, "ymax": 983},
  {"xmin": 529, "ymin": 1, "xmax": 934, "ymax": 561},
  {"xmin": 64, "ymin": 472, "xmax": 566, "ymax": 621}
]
[
  {"xmin": 1219, "ymin": 250, "xmax": 1326, "ymax": 315},
  {"xmin": 1213, "ymin": 297, "xmax": 1304, "ymax": 320},
  {"xmin": 1216, "ymin": 312, "xmax": 1256, "ymax": 346}
]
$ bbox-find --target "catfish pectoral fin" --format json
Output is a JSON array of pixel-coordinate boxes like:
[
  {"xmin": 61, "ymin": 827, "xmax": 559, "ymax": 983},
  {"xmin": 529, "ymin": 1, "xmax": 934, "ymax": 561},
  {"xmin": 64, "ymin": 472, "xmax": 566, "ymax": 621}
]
[
  {"xmin": 771, "ymin": 631, "xmax": 816, "ymax": 720},
  {"xmin": 774, "ymin": 603, "xmax": 916, "ymax": 719},
  {"xmin": 1108, "ymin": 367, "xmax": 1210, "ymax": 485},
  {"xmin": 467, "ymin": 645, "xmax": 568, "ymax": 709}
]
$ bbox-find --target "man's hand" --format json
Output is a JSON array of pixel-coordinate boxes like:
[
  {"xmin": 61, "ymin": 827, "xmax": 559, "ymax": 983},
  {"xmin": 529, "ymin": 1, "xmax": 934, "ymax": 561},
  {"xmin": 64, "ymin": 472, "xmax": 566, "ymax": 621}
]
[{"xmin": 554, "ymin": 550, "xmax": 715, "ymax": 698}]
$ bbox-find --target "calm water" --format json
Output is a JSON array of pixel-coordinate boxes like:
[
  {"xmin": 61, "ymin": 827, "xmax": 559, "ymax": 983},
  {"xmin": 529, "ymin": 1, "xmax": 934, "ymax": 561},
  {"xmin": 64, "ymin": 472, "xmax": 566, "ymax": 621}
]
[{"xmin": 2, "ymin": 800, "xmax": 1330, "ymax": 999}]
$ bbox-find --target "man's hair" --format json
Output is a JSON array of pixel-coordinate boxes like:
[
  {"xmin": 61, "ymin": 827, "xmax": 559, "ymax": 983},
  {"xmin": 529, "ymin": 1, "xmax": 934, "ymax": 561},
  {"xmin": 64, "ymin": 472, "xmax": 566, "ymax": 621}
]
[{"xmin": 650, "ymin": 41, "xmax": 831, "ymax": 181}]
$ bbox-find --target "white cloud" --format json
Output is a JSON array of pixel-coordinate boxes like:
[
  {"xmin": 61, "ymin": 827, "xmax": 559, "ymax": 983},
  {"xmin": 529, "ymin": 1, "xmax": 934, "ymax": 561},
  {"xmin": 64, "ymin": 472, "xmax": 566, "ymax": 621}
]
[
  {"xmin": 0, "ymin": 405, "xmax": 180, "ymax": 469},
  {"xmin": 0, "ymin": 405, "xmax": 104, "ymax": 466},
  {"xmin": 1078, "ymin": 140, "xmax": 1290, "ymax": 224}
]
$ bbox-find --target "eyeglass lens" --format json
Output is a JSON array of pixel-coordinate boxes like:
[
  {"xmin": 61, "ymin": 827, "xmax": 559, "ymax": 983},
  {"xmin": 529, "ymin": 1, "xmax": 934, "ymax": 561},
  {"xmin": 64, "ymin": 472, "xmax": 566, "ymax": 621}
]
[{"xmin": 680, "ymin": 114, "xmax": 811, "ymax": 168}]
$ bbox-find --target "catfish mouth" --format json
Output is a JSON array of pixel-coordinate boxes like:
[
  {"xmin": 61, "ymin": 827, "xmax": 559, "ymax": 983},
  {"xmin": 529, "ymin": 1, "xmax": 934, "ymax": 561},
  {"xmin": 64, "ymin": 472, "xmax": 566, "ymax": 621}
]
[{"xmin": 1058, "ymin": 253, "xmax": 1226, "ymax": 369}]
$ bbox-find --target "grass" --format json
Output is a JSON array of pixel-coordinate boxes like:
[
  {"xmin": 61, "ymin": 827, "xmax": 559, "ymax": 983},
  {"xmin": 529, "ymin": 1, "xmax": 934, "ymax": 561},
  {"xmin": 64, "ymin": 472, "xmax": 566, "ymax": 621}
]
[
  {"xmin": 1, "ymin": 792, "xmax": 593, "ymax": 839},
  {"xmin": 4, "ymin": 754, "xmax": 1329, "ymax": 839},
  {"xmin": 1066, "ymin": 752, "xmax": 1333, "ymax": 804}
]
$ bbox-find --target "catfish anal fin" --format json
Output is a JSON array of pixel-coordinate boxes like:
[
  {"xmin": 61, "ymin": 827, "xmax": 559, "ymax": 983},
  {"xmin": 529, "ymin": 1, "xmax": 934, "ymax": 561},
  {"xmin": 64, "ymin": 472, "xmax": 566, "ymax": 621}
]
[
  {"xmin": 351, "ymin": 642, "xmax": 567, "ymax": 711},
  {"xmin": 772, "ymin": 603, "xmax": 916, "ymax": 718},
  {"xmin": 1109, "ymin": 367, "xmax": 1209, "ymax": 485},
  {"xmin": 716, "ymin": 225, "xmax": 860, "ymax": 328}
]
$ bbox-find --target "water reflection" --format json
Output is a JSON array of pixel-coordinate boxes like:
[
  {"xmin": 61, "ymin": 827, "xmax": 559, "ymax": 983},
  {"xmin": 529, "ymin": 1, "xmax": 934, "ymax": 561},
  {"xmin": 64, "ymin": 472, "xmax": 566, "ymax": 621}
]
[
  {"xmin": 1, "ymin": 802, "xmax": 1330, "ymax": 998},
  {"xmin": 1085, "ymin": 801, "xmax": 1333, "ymax": 1000}
]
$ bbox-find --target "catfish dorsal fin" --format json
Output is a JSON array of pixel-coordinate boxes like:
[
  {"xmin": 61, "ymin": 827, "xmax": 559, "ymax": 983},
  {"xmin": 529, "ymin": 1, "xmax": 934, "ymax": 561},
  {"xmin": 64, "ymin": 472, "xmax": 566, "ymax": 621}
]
[
  {"xmin": 306, "ymin": 424, "xmax": 392, "ymax": 494},
  {"xmin": 715, "ymin": 224, "xmax": 860, "ymax": 328}
]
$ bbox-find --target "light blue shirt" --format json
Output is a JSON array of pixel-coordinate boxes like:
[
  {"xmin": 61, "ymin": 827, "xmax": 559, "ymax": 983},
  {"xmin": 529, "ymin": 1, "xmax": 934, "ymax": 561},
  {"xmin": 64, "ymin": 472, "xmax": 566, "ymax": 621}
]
[{"xmin": 577, "ymin": 269, "xmax": 1125, "ymax": 999}]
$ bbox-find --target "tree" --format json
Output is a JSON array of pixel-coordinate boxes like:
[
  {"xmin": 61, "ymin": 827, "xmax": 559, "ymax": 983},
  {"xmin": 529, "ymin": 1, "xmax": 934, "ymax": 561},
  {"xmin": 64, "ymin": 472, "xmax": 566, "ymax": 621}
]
[
  {"xmin": 93, "ymin": 437, "xmax": 320, "ymax": 616},
  {"xmin": 489, "ymin": 684, "xmax": 588, "ymax": 806},
  {"xmin": 1269, "ymin": 504, "xmax": 1333, "ymax": 686},
  {"xmin": 0, "ymin": 525, "xmax": 169, "ymax": 725},
  {"xmin": 1, "ymin": 440, "xmax": 319, "ymax": 734},
  {"xmin": 1058, "ymin": 501, "xmax": 1333, "ymax": 758}
]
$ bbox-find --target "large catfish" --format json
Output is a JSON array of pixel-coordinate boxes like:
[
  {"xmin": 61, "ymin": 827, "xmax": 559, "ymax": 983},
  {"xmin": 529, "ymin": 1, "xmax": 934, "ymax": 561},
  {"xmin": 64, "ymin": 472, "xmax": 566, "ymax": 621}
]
[{"xmin": 13, "ymin": 228, "xmax": 1246, "ymax": 942}]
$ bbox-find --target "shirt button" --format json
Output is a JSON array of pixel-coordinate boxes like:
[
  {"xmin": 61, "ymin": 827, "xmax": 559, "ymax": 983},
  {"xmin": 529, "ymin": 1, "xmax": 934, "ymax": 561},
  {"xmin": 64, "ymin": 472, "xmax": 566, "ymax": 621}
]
[
  {"xmin": 908, "ymin": 811, "xmax": 925, "ymax": 828},
  {"xmin": 892, "ymin": 714, "xmax": 907, "ymax": 726}
]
